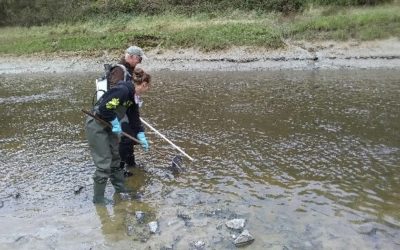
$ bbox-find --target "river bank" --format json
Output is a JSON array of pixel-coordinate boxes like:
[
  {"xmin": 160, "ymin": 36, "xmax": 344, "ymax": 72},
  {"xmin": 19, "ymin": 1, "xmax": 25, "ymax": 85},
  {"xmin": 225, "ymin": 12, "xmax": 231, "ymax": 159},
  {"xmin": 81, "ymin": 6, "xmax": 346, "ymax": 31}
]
[{"xmin": 1, "ymin": 38, "xmax": 400, "ymax": 74}]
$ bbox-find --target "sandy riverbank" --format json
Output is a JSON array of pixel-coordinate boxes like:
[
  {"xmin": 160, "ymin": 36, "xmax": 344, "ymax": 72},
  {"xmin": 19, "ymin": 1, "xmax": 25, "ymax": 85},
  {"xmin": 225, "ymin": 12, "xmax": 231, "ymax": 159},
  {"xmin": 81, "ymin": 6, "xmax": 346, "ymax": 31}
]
[{"xmin": 1, "ymin": 38, "xmax": 399, "ymax": 74}]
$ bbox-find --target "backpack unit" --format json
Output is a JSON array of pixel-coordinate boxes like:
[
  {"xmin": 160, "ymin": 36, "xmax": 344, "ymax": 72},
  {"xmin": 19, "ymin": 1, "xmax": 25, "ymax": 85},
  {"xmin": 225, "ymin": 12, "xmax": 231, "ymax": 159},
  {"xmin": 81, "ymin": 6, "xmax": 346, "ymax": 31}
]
[{"xmin": 95, "ymin": 63, "xmax": 130, "ymax": 102}]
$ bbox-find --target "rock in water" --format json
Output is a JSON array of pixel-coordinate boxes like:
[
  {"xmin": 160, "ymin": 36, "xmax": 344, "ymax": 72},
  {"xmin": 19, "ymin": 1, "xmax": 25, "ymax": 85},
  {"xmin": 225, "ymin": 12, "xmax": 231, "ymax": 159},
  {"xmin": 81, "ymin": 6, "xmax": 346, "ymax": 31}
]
[
  {"xmin": 148, "ymin": 221, "xmax": 158, "ymax": 234},
  {"xmin": 193, "ymin": 240, "xmax": 206, "ymax": 249},
  {"xmin": 74, "ymin": 186, "xmax": 84, "ymax": 194},
  {"xmin": 225, "ymin": 218, "xmax": 246, "ymax": 231},
  {"xmin": 135, "ymin": 211, "xmax": 145, "ymax": 223},
  {"xmin": 234, "ymin": 229, "xmax": 254, "ymax": 247}
]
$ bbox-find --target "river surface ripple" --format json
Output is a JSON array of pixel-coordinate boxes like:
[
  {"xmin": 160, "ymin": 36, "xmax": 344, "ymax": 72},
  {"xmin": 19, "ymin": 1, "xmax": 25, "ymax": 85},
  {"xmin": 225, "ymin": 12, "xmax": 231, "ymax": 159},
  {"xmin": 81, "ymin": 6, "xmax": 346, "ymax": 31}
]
[{"xmin": 0, "ymin": 70, "xmax": 399, "ymax": 249}]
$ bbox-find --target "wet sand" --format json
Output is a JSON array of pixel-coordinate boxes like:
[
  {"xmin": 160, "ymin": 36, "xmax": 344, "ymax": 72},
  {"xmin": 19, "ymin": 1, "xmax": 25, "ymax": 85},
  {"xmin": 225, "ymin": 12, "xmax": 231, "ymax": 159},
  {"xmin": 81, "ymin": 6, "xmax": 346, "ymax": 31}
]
[{"xmin": 0, "ymin": 38, "xmax": 400, "ymax": 74}]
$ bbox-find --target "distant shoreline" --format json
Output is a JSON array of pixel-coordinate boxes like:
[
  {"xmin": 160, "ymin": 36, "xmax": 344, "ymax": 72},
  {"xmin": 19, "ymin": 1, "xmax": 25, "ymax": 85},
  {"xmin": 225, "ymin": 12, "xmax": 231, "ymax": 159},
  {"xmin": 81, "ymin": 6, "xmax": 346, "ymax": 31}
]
[{"xmin": 1, "ymin": 39, "xmax": 400, "ymax": 74}]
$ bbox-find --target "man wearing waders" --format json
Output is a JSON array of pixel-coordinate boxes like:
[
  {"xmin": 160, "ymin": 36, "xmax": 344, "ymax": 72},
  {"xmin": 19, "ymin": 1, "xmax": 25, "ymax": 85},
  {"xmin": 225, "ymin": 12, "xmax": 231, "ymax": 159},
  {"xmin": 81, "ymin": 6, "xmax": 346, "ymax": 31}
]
[
  {"xmin": 108, "ymin": 46, "xmax": 147, "ymax": 177},
  {"xmin": 86, "ymin": 68, "xmax": 151, "ymax": 204}
]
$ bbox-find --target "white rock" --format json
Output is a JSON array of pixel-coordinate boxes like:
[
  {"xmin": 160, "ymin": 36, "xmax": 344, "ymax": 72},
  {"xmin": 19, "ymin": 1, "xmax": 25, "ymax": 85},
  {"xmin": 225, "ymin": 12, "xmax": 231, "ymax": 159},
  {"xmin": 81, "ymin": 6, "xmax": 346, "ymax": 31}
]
[
  {"xmin": 234, "ymin": 229, "xmax": 254, "ymax": 247},
  {"xmin": 194, "ymin": 240, "xmax": 205, "ymax": 249},
  {"xmin": 225, "ymin": 218, "xmax": 246, "ymax": 230},
  {"xmin": 148, "ymin": 221, "xmax": 158, "ymax": 234},
  {"xmin": 135, "ymin": 211, "xmax": 145, "ymax": 221}
]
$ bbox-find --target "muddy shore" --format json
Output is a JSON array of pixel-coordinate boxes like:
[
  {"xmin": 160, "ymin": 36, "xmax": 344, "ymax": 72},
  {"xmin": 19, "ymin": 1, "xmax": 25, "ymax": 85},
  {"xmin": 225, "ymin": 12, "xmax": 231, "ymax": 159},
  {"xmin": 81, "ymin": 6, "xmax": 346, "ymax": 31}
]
[{"xmin": 1, "ymin": 38, "xmax": 400, "ymax": 74}]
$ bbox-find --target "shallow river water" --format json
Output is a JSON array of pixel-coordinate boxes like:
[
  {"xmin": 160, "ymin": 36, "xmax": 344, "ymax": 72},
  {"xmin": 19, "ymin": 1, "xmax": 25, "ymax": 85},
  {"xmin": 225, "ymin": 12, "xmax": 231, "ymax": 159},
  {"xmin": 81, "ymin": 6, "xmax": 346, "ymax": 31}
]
[{"xmin": 0, "ymin": 70, "xmax": 399, "ymax": 249}]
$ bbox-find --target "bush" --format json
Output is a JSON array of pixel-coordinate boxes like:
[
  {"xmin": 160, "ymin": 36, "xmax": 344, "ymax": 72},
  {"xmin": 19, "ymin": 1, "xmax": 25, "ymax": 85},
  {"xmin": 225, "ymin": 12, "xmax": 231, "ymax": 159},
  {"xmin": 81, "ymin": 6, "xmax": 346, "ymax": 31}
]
[
  {"xmin": 0, "ymin": 0, "xmax": 395, "ymax": 27},
  {"xmin": 309, "ymin": 0, "xmax": 393, "ymax": 6},
  {"xmin": 164, "ymin": 0, "xmax": 305, "ymax": 14}
]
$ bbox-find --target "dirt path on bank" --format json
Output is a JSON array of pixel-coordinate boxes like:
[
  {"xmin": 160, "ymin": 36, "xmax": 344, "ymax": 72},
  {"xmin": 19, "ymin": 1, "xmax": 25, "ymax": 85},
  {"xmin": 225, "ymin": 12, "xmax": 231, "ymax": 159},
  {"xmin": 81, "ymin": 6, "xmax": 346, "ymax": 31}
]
[{"xmin": 1, "ymin": 38, "xmax": 399, "ymax": 74}]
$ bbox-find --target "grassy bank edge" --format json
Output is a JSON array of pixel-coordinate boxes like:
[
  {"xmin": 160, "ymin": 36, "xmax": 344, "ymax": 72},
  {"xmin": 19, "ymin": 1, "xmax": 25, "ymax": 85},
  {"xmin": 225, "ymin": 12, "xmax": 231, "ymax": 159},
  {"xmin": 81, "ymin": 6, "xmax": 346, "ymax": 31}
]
[{"xmin": 0, "ymin": 4, "xmax": 399, "ymax": 56}]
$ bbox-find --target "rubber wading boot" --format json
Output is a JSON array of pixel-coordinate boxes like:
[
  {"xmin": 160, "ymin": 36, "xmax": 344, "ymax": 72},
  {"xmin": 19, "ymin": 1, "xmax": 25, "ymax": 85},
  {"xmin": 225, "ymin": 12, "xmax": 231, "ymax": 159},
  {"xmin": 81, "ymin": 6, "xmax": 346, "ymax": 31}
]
[
  {"xmin": 111, "ymin": 170, "xmax": 130, "ymax": 193},
  {"xmin": 120, "ymin": 162, "xmax": 133, "ymax": 177},
  {"xmin": 93, "ymin": 181, "xmax": 113, "ymax": 205},
  {"xmin": 125, "ymin": 156, "xmax": 137, "ymax": 168},
  {"xmin": 124, "ymin": 170, "xmax": 133, "ymax": 177},
  {"xmin": 110, "ymin": 170, "xmax": 142, "ymax": 200}
]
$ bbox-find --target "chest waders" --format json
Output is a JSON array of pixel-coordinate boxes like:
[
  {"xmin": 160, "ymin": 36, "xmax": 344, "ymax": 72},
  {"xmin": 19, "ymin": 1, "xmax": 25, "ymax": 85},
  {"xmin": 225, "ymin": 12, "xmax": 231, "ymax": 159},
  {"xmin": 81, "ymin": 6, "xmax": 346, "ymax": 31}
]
[
  {"xmin": 86, "ymin": 104, "xmax": 129, "ymax": 204},
  {"xmin": 99, "ymin": 65, "xmax": 137, "ymax": 171}
]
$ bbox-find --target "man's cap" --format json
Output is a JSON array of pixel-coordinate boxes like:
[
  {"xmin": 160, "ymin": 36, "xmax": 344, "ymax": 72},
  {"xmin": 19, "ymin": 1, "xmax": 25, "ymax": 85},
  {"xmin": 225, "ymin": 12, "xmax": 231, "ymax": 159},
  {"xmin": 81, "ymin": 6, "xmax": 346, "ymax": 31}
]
[{"xmin": 125, "ymin": 46, "xmax": 147, "ymax": 60}]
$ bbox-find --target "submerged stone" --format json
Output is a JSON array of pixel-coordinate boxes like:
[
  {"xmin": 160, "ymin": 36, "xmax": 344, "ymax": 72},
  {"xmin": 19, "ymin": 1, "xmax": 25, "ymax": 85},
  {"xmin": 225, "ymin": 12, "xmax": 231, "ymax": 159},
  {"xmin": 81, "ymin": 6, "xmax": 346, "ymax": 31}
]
[
  {"xmin": 233, "ymin": 229, "xmax": 254, "ymax": 247},
  {"xmin": 177, "ymin": 211, "xmax": 191, "ymax": 221},
  {"xmin": 357, "ymin": 224, "xmax": 378, "ymax": 236},
  {"xmin": 226, "ymin": 218, "xmax": 246, "ymax": 231},
  {"xmin": 193, "ymin": 240, "xmax": 206, "ymax": 249},
  {"xmin": 161, "ymin": 245, "xmax": 174, "ymax": 250},
  {"xmin": 148, "ymin": 221, "xmax": 159, "ymax": 234},
  {"xmin": 73, "ymin": 186, "xmax": 84, "ymax": 194},
  {"xmin": 135, "ymin": 211, "xmax": 145, "ymax": 223},
  {"xmin": 203, "ymin": 208, "xmax": 238, "ymax": 220}
]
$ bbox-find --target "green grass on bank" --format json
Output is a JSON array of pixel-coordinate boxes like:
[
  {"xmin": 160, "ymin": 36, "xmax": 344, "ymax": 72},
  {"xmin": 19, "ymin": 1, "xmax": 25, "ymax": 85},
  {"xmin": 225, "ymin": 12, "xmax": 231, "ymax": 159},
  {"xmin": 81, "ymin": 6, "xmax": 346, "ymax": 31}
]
[
  {"xmin": 288, "ymin": 5, "xmax": 400, "ymax": 40},
  {"xmin": 0, "ymin": 4, "xmax": 399, "ymax": 55}
]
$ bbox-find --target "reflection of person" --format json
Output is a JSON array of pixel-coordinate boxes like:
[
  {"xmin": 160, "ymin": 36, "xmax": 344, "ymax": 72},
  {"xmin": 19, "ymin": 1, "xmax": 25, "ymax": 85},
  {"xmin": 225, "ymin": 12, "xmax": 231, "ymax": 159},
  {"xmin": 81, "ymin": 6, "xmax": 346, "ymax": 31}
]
[
  {"xmin": 109, "ymin": 46, "xmax": 148, "ymax": 176},
  {"xmin": 85, "ymin": 68, "xmax": 151, "ymax": 204},
  {"xmin": 95, "ymin": 205, "xmax": 126, "ymax": 240},
  {"xmin": 95, "ymin": 190, "xmax": 155, "ymax": 242}
]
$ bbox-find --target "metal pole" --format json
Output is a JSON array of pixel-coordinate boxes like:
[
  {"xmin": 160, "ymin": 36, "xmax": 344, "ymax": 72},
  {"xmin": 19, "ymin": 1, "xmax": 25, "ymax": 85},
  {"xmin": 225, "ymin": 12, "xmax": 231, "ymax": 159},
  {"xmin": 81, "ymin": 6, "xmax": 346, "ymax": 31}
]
[{"xmin": 140, "ymin": 118, "xmax": 194, "ymax": 161}]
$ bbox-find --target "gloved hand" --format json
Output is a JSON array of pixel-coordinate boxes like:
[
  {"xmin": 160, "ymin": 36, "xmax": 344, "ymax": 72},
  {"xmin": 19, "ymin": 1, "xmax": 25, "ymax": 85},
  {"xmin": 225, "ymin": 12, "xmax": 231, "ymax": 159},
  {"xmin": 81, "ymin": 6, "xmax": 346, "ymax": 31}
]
[
  {"xmin": 110, "ymin": 117, "xmax": 122, "ymax": 135},
  {"xmin": 137, "ymin": 132, "xmax": 149, "ymax": 152}
]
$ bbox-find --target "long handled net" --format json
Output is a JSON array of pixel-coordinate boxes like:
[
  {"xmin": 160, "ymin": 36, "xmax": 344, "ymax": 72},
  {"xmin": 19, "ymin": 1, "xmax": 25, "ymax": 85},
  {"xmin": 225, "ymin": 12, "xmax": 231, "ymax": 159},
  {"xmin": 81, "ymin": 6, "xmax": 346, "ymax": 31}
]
[{"xmin": 82, "ymin": 109, "xmax": 193, "ymax": 172}]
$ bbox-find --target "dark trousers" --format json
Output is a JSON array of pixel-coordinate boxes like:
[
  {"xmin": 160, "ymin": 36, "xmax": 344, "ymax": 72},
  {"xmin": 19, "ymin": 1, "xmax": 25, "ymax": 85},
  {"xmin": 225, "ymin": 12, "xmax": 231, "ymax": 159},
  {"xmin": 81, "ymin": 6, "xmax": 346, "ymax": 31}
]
[
  {"xmin": 119, "ymin": 137, "xmax": 136, "ymax": 166},
  {"xmin": 120, "ymin": 122, "xmax": 139, "ymax": 166}
]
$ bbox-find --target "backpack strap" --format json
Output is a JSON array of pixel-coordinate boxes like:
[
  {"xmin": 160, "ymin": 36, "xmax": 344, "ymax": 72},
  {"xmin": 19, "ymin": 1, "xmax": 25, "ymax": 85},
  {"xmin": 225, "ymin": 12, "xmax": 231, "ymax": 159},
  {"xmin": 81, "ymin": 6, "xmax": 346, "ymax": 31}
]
[
  {"xmin": 92, "ymin": 63, "xmax": 131, "ymax": 107},
  {"xmin": 114, "ymin": 64, "xmax": 131, "ymax": 82}
]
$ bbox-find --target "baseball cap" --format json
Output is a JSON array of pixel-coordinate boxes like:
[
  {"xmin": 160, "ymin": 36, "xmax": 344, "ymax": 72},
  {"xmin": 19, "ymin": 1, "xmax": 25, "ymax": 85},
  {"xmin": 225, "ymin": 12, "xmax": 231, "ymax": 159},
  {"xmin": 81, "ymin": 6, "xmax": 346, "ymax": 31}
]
[{"xmin": 125, "ymin": 46, "xmax": 147, "ymax": 60}]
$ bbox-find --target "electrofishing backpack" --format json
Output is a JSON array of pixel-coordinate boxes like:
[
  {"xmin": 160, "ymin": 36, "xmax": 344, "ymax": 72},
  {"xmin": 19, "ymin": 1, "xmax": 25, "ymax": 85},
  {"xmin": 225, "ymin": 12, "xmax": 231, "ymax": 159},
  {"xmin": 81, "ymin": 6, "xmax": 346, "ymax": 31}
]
[{"xmin": 94, "ymin": 63, "xmax": 130, "ymax": 104}]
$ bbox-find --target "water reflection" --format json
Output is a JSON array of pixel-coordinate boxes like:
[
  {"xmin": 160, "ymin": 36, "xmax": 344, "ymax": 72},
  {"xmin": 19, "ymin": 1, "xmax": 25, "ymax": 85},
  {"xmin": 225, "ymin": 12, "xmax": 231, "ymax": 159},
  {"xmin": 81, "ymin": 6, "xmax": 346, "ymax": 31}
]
[
  {"xmin": 0, "ymin": 70, "xmax": 399, "ymax": 249},
  {"xmin": 95, "ymin": 199, "xmax": 156, "ymax": 242}
]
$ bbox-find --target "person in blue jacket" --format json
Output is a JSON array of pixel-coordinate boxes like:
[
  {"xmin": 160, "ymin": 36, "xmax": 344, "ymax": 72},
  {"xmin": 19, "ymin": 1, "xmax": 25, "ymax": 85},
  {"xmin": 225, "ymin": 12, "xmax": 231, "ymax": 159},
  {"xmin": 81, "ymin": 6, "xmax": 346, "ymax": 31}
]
[{"xmin": 85, "ymin": 68, "xmax": 151, "ymax": 204}]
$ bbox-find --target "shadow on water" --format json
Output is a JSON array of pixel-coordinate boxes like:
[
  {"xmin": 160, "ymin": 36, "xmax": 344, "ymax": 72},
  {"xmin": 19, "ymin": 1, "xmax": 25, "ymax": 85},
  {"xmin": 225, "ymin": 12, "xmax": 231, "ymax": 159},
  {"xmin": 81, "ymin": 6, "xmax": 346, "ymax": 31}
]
[{"xmin": 0, "ymin": 70, "xmax": 399, "ymax": 249}]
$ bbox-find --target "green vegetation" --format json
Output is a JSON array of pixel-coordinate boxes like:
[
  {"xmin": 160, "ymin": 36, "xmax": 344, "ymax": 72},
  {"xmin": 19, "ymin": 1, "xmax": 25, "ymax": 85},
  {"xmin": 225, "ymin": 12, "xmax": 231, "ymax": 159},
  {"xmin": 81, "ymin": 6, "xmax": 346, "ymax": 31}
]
[
  {"xmin": 1, "ymin": 0, "xmax": 394, "ymax": 27},
  {"xmin": 286, "ymin": 5, "xmax": 400, "ymax": 40},
  {"xmin": 0, "ymin": 2, "xmax": 399, "ymax": 55}
]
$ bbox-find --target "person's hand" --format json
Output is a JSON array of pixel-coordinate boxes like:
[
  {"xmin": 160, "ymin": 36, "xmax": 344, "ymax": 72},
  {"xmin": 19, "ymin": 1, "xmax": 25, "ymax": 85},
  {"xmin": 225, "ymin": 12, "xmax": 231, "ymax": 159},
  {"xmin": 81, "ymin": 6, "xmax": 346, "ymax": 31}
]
[
  {"xmin": 137, "ymin": 132, "xmax": 149, "ymax": 152},
  {"xmin": 110, "ymin": 117, "xmax": 122, "ymax": 134}
]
